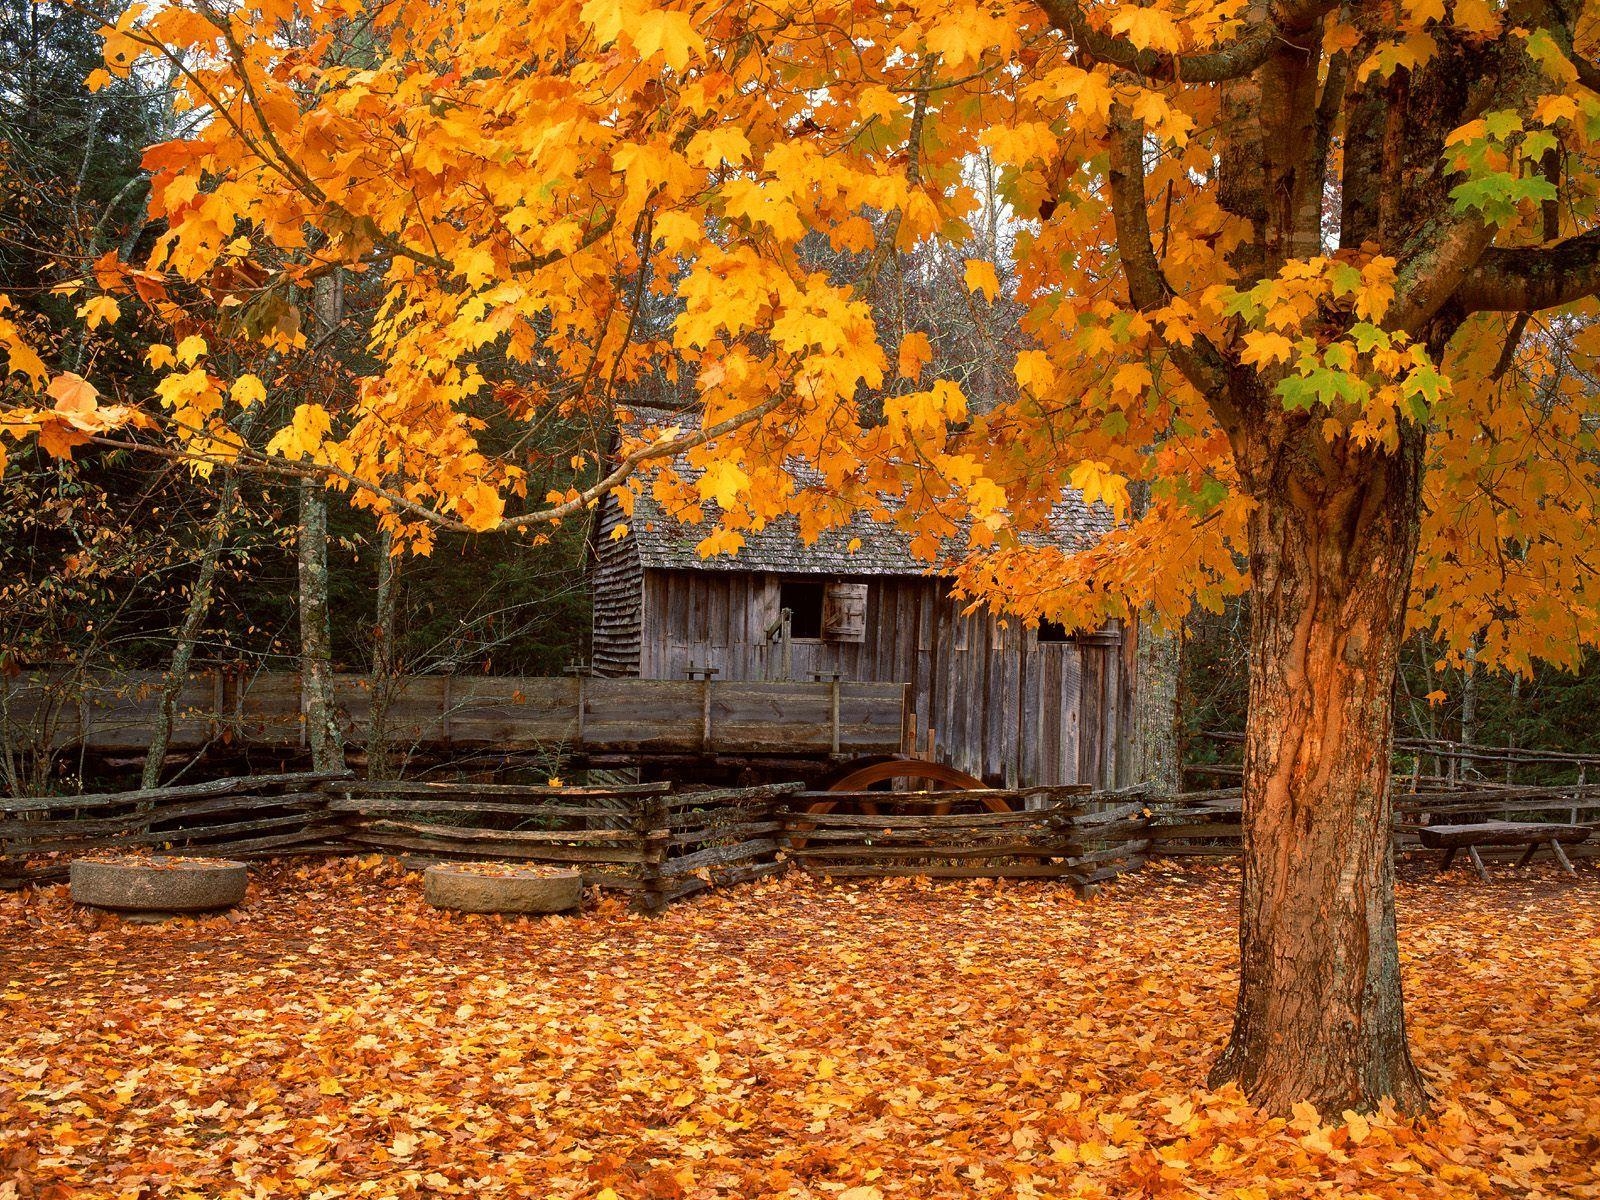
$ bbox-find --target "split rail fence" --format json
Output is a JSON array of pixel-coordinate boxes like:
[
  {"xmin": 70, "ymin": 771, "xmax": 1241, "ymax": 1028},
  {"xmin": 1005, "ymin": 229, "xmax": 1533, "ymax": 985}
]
[
  {"xmin": 14, "ymin": 771, "xmax": 1584, "ymax": 904},
  {"xmin": 0, "ymin": 774, "xmax": 1153, "ymax": 905},
  {"xmin": 1151, "ymin": 782, "xmax": 1600, "ymax": 860}
]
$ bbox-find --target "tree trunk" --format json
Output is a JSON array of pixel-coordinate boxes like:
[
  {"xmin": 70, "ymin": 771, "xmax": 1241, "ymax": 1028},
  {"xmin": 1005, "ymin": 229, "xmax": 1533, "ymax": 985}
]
[
  {"xmin": 1133, "ymin": 615, "xmax": 1183, "ymax": 797},
  {"xmin": 1459, "ymin": 636, "xmax": 1478, "ymax": 771},
  {"xmin": 365, "ymin": 525, "xmax": 402, "ymax": 780},
  {"xmin": 1210, "ymin": 426, "xmax": 1429, "ymax": 1114},
  {"xmin": 143, "ymin": 412, "xmax": 258, "ymax": 789},
  {"xmin": 298, "ymin": 477, "xmax": 344, "ymax": 773}
]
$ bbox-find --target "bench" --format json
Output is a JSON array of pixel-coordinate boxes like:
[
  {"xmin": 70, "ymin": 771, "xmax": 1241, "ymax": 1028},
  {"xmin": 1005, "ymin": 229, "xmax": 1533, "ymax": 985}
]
[{"xmin": 1417, "ymin": 820, "xmax": 1592, "ymax": 882}]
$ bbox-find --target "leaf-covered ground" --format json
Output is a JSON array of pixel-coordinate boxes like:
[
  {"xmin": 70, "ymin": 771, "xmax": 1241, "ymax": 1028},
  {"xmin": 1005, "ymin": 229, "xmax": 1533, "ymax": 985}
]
[{"xmin": 2, "ymin": 858, "xmax": 1597, "ymax": 1200}]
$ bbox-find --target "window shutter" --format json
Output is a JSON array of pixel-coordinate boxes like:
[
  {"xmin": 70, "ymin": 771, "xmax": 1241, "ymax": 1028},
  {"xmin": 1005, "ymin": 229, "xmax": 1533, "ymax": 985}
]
[{"xmin": 822, "ymin": 582, "xmax": 868, "ymax": 642}]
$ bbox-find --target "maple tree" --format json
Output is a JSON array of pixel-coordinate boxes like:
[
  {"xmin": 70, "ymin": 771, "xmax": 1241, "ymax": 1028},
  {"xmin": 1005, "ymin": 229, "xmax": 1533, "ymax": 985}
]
[
  {"xmin": 2, "ymin": 861, "xmax": 1597, "ymax": 1197},
  {"xmin": 3, "ymin": 0, "xmax": 1600, "ymax": 1114}
]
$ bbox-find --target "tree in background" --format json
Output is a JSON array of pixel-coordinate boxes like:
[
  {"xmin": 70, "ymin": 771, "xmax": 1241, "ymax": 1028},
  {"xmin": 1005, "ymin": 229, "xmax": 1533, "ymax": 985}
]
[{"xmin": 8, "ymin": 0, "xmax": 1600, "ymax": 1114}]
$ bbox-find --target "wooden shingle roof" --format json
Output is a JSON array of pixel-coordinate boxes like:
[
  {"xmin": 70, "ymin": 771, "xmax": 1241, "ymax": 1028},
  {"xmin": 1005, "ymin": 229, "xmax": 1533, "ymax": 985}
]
[{"xmin": 619, "ymin": 409, "xmax": 1113, "ymax": 577}]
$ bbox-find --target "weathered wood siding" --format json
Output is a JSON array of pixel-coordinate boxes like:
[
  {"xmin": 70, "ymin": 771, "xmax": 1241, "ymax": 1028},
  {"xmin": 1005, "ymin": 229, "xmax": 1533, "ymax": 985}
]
[
  {"xmin": 635, "ymin": 569, "xmax": 1133, "ymax": 789},
  {"xmin": 590, "ymin": 497, "xmax": 645, "ymax": 678}
]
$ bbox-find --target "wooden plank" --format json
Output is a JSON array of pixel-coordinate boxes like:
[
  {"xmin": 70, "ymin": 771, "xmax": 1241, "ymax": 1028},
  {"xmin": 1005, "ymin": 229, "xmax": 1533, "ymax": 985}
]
[
  {"xmin": 326, "ymin": 798, "xmax": 643, "ymax": 820},
  {"xmin": 334, "ymin": 779, "xmax": 670, "ymax": 798},
  {"xmin": 658, "ymin": 837, "xmax": 780, "ymax": 877},
  {"xmin": 361, "ymin": 819, "xmax": 644, "ymax": 845},
  {"xmin": 0, "ymin": 771, "xmax": 346, "ymax": 814},
  {"xmin": 804, "ymin": 863, "xmax": 1084, "ymax": 879},
  {"xmin": 791, "ymin": 842, "xmax": 1074, "ymax": 859},
  {"xmin": 344, "ymin": 831, "xmax": 653, "ymax": 864},
  {"xmin": 1416, "ymin": 821, "xmax": 1591, "ymax": 849}
]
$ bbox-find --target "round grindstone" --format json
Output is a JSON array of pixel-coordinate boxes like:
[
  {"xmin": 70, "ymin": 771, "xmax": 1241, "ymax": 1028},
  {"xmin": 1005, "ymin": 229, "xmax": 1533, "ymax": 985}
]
[
  {"xmin": 70, "ymin": 858, "xmax": 248, "ymax": 912},
  {"xmin": 423, "ymin": 863, "xmax": 582, "ymax": 914}
]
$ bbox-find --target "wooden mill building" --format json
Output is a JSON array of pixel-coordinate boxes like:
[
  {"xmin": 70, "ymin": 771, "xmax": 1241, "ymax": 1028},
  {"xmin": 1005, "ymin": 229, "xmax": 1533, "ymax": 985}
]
[{"xmin": 590, "ymin": 451, "xmax": 1138, "ymax": 790}]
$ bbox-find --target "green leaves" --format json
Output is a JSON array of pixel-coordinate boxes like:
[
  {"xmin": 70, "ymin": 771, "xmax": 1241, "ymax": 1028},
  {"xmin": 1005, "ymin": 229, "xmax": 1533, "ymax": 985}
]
[{"xmin": 1450, "ymin": 172, "xmax": 1558, "ymax": 225}]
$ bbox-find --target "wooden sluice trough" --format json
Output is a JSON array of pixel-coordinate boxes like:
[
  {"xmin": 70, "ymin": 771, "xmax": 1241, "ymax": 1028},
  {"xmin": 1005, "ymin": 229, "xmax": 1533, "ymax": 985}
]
[{"xmin": 0, "ymin": 671, "xmax": 909, "ymax": 769}]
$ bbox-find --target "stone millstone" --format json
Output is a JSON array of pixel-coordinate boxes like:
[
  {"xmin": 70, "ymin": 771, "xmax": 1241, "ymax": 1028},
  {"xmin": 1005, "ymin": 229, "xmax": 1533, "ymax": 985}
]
[
  {"xmin": 423, "ymin": 864, "xmax": 582, "ymax": 914},
  {"xmin": 70, "ymin": 858, "xmax": 248, "ymax": 912}
]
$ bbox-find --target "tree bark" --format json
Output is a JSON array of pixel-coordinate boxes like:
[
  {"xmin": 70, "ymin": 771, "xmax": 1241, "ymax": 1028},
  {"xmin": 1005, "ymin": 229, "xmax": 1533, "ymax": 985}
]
[
  {"xmin": 141, "ymin": 480, "xmax": 237, "ymax": 789},
  {"xmin": 1133, "ymin": 617, "xmax": 1183, "ymax": 797},
  {"xmin": 1210, "ymin": 424, "xmax": 1429, "ymax": 1113},
  {"xmin": 298, "ymin": 477, "xmax": 344, "ymax": 773},
  {"xmin": 365, "ymin": 525, "xmax": 402, "ymax": 780},
  {"xmin": 143, "ymin": 412, "xmax": 259, "ymax": 789}
]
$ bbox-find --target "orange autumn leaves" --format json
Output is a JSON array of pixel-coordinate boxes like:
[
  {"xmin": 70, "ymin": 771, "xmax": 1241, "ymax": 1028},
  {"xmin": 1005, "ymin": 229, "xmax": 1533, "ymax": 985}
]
[
  {"xmin": 2, "ymin": 858, "xmax": 1597, "ymax": 1199},
  {"xmin": 3, "ymin": 0, "xmax": 1600, "ymax": 654}
]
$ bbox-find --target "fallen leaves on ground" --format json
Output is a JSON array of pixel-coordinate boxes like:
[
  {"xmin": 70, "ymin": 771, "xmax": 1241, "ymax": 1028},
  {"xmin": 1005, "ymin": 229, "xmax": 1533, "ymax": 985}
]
[{"xmin": 1, "ymin": 858, "xmax": 1596, "ymax": 1199}]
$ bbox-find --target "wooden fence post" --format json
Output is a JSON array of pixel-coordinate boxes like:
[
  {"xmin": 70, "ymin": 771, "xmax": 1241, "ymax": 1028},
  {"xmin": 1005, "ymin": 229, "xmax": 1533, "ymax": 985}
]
[{"xmin": 635, "ymin": 792, "xmax": 671, "ymax": 912}]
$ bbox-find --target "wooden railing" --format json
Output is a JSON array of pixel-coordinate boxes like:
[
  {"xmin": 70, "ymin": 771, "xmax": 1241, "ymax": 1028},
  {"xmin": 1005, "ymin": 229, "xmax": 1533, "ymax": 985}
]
[{"xmin": 1, "ymin": 670, "xmax": 907, "ymax": 758}]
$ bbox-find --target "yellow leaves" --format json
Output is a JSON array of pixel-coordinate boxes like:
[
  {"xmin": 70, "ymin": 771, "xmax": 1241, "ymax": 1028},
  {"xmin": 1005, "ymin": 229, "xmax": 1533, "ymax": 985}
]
[
  {"xmin": 687, "ymin": 127, "xmax": 751, "ymax": 169},
  {"xmin": 266, "ymin": 402, "xmax": 333, "ymax": 461},
  {"xmin": 1111, "ymin": 361, "xmax": 1153, "ymax": 397},
  {"xmin": 964, "ymin": 259, "xmax": 1000, "ymax": 302},
  {"xmin": 579, "ymin": 0, "xmax": 633, "ymax": 44},
  {"xmin": 696, "ymin": 527, "xmax": 745, "ymax": 556},
  {"xmin": 454, "ymin": 480, "xmax": 505, "ymax": 531},
  {"xmin": 2, "ymin": 328, "xmax": 48, "ymax": 384},
  {"xmin": 720, "ymin": 177, "xmax": 805, "ymax": 241},
  {"xmin": 175, "ymin": 333, "xmax": 207, "ymax": 367},
  {"xmin": 1401, "ymin": 0, "xmax": 1446, "ymax": 25},
  {"xmin": 455, "ymin": 246, "xmax": 498, "ymax": 289},
  {"xmin": 1240, "ymin": 331, "xmax": 1296, "ymax": 367},
  {"xmin": 45, "ymin": 372, "xmax": 98, "ymax": 415},
  {"xmin": 1107, "ymin": 6, "xmax": 1183, "ymax": 54},
  {"xmin": 697, "ymin": 458, "xmax": 749, "ymax": 509},
  {"xmin": 630, "ymin": 8, "xmax": 704, "ymax": 72},
  {"xmin": 76, "ymin": 295, "xmax": 121, "ymax": 329},
  {"xmin": 889, "ymin": 379, "xmax": 968, "ymax": 435},
  {"xmin": 156, "ymin": 368, "xmax": 220, "ymax": 420},
  {"xmin": 1450, "ymin": 0, "xmax": 1502, "ymax": 36},
  {"xmin": 1345, "ymin": 1109, "xmax": 1373, "ymax": 1143},
  {"xmin": 230, "ymin": 374, "xmax": 267, "ymax": 407},
  {"xmin": 1013, "ymin": 349, "xmax": 1054, "ymax": 394},
  {"xmin": 925, "ymin": 19, "xmax": 989, "ymax": 68},
  {"xmin": 1069, "ymin": 459, "xmax": 1131, "ymax": 518},
  {"xmin": 897, "ymin": 331, "xmax": 933, "ymax": 381},
  {"xmin": 1355, "ymin": 256, "xmax": 1398, "ymax": 323},
  {"xmin": 1355, "ymin": 33, "xmax": 1438, "ymax": 83}
]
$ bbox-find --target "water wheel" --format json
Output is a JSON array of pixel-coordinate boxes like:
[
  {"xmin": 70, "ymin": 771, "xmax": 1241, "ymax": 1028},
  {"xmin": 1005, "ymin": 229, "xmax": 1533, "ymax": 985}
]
[
  {"xmin": 788, "ymin": 756, "xmax": 1014, "ymax": 854},
  {"xmin": 807, "ymin": 755, "xmax": 1011, "ymax": 815}
]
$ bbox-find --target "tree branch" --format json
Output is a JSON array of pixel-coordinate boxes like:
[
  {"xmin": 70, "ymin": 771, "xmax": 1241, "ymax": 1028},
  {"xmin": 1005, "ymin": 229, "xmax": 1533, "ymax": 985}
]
[
  {"xmin": 1453, "ymin": 226, "xmax": 1600, "ymax": 313},
  {"xmin": 1106, "ymin": 105, "xmax": 1236, "ymax": 422},
  {"xmin": 1035, "ymin": 0, "xmax": 1340, "ymax": 83},
  {"xmin": 10, "ymin": 393, "xmax": 788, "ymax": 535}
]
